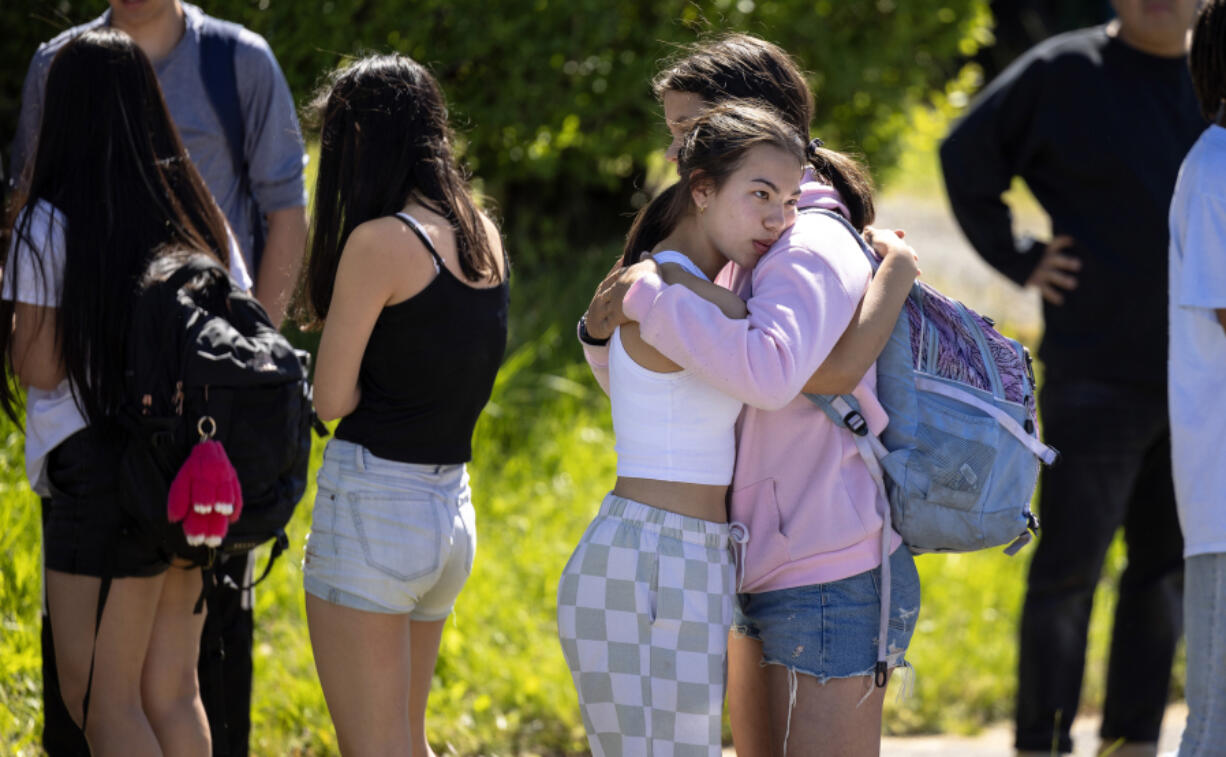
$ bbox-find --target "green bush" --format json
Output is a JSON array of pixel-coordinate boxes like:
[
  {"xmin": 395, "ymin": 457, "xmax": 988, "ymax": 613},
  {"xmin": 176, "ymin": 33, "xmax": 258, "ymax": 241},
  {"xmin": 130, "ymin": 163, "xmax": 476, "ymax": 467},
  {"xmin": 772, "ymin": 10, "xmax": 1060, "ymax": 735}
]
[{"xmin": 2, "ymin": 0, "xmax": 990, "ymax": 270}]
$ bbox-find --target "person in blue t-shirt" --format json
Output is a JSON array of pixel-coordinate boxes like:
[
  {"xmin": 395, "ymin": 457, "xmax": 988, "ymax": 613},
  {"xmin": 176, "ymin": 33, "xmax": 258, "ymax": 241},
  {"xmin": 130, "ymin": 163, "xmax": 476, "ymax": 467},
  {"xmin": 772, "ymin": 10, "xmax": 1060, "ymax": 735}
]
[
  {"xmin": 11, "ymin": 3, "xmax": 307, "ymax": 755},
  {"xmin": 1169, "ymin": 3, "xmax": 1226, "ymax": 754}
]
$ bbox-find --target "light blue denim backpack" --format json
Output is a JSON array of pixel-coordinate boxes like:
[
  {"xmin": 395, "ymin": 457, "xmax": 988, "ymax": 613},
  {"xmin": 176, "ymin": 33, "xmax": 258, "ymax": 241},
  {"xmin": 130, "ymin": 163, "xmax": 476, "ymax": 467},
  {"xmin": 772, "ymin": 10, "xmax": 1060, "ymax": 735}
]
[{"xmin": 802, "ymin": 208, "xmax": 1059, "ymax": 683}]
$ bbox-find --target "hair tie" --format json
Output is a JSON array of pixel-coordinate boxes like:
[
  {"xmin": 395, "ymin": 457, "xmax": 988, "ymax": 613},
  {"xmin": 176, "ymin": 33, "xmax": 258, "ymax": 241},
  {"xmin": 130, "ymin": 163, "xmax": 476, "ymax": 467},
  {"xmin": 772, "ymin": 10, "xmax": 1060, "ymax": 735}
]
[{"xmin": 806, "ymin": 137, "xmax": 825, "ymax": 158}]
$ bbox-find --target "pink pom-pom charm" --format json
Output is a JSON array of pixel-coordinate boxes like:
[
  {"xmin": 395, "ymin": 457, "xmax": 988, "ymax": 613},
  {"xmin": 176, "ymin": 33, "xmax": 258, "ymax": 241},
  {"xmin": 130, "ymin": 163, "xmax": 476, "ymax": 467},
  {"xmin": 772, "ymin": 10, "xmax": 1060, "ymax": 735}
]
[{"xmin": 167, "ymin": 416, "xmax": 243, "ymax": 548}]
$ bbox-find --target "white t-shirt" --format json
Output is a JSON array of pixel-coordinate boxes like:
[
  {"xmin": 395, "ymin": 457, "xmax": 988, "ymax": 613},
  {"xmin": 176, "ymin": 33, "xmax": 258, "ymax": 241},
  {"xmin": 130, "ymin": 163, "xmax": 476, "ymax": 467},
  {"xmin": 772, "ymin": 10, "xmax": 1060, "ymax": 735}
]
[
  {"xmin": 3, "ymin": 200, "xmax": 253, "ymax": 494},
  {"xmin": 1168, "ymin": 124, "xmax": 1226, "ymax": 558}
]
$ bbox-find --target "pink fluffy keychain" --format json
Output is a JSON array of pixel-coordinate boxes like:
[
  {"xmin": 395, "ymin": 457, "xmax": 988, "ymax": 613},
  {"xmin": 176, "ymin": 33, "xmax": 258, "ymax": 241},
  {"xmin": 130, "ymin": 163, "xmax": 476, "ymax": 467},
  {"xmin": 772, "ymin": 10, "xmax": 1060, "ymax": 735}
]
[{"xmin": 167, "ymin": 416, "xmax": 243, "ymax": 548}]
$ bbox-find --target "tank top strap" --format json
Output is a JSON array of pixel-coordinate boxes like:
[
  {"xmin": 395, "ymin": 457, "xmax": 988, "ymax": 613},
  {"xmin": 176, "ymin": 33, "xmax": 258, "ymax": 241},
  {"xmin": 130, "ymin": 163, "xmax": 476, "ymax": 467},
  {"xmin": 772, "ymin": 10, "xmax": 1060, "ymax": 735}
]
[{"xmin": 393, "ymin": 212, "xmax": 444, "ymax": 273}]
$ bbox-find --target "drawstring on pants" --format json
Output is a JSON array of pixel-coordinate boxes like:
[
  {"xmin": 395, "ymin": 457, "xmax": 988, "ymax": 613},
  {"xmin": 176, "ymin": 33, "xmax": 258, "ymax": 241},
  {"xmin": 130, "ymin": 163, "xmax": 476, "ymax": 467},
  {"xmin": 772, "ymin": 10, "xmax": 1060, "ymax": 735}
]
[{"xmin": 728, "ymin": 521, "xmax": 750, "ymax": 593}]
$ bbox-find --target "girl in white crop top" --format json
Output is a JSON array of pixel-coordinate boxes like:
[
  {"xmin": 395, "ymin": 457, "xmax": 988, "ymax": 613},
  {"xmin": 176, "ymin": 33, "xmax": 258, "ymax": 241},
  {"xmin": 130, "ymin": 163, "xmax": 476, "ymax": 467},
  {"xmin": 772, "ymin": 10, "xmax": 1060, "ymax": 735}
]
[{"xmin": 557, "ymin": 103, "xmax": 806, "ymax": 757}]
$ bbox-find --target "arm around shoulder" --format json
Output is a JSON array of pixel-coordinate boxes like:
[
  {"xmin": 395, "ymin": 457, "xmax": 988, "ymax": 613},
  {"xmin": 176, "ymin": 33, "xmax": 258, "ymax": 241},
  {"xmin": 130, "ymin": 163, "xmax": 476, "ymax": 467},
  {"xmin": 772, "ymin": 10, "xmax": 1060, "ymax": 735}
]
[
  {"xmin": 657, "ymin": 264, "xmax": 747, "ymax": 319},
  {"xmin": 636, "ymin": 237, "xmax": 860, "ymax": 410}
]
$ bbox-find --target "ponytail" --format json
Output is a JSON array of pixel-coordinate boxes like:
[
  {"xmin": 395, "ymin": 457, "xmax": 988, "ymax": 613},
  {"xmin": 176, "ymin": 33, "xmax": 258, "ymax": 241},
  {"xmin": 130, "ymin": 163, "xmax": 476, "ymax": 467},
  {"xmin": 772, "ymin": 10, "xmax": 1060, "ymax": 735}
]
[
  {"xmin": 622, "ymin": 183, "xmax": 687, "ymax": 267},
  {"xmin": 805, "ymin": 138, "xmax": 875, "ymax": 232}
]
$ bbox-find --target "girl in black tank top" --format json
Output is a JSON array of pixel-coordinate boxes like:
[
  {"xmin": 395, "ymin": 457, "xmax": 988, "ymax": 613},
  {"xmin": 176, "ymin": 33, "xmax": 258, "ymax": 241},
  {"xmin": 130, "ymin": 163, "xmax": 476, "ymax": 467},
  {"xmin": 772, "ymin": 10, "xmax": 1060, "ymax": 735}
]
[{"xmin": 295, "ymin": 54, "xmax": 507, "ymax": 755}]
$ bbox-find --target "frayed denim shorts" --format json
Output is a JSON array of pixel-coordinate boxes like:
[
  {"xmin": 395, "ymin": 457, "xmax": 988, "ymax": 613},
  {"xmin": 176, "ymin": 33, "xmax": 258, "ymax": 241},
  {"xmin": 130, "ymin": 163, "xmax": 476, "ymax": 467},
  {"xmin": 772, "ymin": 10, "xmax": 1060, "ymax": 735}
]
[
  {"xmin": 303, "ymin": 439, "xmax": 476, "ymax": 620},
  {"xmin": 732, "ymin": 545, "xmax": 921, "ymax": 683}
]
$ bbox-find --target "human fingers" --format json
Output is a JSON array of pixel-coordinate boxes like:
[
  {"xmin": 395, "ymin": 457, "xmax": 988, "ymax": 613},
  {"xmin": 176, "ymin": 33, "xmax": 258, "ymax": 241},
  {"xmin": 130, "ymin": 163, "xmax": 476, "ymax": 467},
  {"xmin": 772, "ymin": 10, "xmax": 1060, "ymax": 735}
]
[
  {"xmin": 1048, "ymin": 252, "xmax": 1082, "ymax": 272},
  {"xmin": 868, "ymin": 231, "xmax": 910, "ymax": 257},
  {"xmin": 1043, "ymin": 268, "xmax": 1079, "ymax": 291},
  {"xmin": 1039, "ymin": 281, "xmax": 1066, "ymax": 305},
  {"xmin": 586, "ymin": 292, "xmax": 617, "ymax": 340},
  {"xmin": 865, "ymin": 225, "xmax": 905, "ymax": 239},
  {"xmin": 1047, "ymin": 235, "xmax": 1075, "ymax": 253}
]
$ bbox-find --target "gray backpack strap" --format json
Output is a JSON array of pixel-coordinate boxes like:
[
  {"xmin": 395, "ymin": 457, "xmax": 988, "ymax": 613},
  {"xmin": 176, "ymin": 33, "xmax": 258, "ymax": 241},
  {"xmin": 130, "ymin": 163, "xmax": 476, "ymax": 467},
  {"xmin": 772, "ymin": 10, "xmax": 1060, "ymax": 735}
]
[
  {"xmin": 805, "ymin": 392, "xmax": 893, "ymax": 687},
  {"xmin": 799, "ymin": 206, "xmax": 881, "ymax": 273}
]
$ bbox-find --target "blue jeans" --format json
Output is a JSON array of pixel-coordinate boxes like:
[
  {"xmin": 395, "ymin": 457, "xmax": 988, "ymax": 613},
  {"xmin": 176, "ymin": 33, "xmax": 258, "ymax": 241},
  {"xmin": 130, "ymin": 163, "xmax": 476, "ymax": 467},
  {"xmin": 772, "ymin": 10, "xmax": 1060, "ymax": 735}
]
[
  {"xmin": 1179, "ymin": 553, "xmax": 1226, "ymax": 757},
  {"xmin": 732, "ymin": 546, "xmax": 921, "ymax": 682},
  {"xmin": 1015, "ymin": 378, "xmax": 1183, "ymax": 753}
]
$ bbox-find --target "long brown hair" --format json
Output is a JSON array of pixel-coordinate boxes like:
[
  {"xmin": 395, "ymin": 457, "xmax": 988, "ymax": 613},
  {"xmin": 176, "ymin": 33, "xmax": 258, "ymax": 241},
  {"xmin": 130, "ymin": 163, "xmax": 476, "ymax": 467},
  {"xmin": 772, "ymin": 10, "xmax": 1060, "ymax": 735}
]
[
  {"xmin": 300, "ymin": 54, "xmax": 499, "ymax": 326},
  {"xmin": 623, "ymin": 102, "xmax": 805, "ymax": 265},
  {"xmin": 654, "ymin": 33, "xmax": 875, "ymax": 231}
]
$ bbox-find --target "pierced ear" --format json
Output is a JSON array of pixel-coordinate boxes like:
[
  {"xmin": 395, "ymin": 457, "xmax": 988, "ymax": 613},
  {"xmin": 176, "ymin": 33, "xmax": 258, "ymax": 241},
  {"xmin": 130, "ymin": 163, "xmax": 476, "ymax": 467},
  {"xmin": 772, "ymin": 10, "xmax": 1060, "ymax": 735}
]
[{"xmin": 689, "ymin": 173, "xmax": 715, "ymax": 211}]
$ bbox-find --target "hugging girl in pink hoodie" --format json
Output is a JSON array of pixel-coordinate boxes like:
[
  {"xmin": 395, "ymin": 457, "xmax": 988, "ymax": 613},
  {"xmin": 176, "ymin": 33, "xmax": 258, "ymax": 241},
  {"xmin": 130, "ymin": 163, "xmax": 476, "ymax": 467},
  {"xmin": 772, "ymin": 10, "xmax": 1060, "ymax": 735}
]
[{"xmin": 582, "ymin": 35, "xmax": 923, "ymax": 756}]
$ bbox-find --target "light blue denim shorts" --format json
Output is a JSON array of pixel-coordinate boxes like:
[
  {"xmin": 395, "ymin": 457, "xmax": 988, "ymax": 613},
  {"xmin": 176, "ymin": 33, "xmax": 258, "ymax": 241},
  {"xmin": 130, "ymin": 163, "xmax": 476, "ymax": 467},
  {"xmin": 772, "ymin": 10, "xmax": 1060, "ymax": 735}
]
[
  {"xmin": 303, "ymin": 439, "xmax": 476, "ymax": 619},
  {"xmin": 731, "ymin": 545, "xmax": 921, "ymax": 682}
]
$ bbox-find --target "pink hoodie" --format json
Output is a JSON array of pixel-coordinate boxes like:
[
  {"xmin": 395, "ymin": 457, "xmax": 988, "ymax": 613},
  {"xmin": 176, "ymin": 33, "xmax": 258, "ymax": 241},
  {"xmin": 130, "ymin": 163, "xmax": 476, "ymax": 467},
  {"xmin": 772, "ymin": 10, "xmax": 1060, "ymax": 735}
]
[{"xmin": 583, "ymin": 178, "xmax": 901, "ymax": 592}]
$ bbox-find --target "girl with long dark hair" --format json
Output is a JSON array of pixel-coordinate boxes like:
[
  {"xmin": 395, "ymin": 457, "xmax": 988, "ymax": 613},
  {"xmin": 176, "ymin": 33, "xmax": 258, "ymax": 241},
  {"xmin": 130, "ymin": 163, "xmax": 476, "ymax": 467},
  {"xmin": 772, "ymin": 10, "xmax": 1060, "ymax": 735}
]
[
  {"xmin": 1, "ymin": 29, "xmax": 247, "ymax": 756},
  {"xmin": 558, "ymin": 102, "xmax": 807, "ymax": 756},
  {"xmin": 581, "ymin": 34, "xmax": 924, "ymax": 756},
  {"xmin": 297, "ymin": 53, "xmax": 508, "ymax": 756}
]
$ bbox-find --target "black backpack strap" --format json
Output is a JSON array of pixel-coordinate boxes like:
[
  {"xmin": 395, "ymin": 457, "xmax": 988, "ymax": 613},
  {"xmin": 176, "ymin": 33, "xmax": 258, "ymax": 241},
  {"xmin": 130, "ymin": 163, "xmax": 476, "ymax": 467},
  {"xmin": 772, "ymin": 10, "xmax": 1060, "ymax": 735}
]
[
  {"xmin": 198, "ymin": 19, "xmax": 244, "ymax": 176},
  {"xmin": 77, "ymin": 573, "xmax": 111, "ymax": 734},
  {"xmin": 78, "ymin": 532, "xmax": 117, "ymax": 734},
  {"xmin": 199, "ymin": 17, "xmax": 266, "ymax": 273},
  {"xmin": 237, "ymin": 531, "xmax": 290, "ymax": 592},
  {"xmin": 393, "ymin": 212, "xmax": 444, "ymax": 272},
  {"xmin": 165, "ymin": 255, "xmax": 228, "ymax": 293}
]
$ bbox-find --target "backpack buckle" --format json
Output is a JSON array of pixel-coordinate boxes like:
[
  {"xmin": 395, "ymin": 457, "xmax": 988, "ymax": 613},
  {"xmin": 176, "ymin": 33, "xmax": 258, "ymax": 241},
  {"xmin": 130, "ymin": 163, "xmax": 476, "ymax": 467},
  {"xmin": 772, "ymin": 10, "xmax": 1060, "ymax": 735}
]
[{"xmin": 843, "ymin": 410, "xmax": 869, "ymax": 436}]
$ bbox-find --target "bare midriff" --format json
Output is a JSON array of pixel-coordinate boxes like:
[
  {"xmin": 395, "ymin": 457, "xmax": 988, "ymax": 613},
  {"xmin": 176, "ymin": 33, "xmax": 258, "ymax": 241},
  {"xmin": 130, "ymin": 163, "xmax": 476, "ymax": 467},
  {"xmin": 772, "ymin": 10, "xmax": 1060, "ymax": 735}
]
[{"xmin": 611, "ymin": 477, "xmax": 728, "ymax": 523}]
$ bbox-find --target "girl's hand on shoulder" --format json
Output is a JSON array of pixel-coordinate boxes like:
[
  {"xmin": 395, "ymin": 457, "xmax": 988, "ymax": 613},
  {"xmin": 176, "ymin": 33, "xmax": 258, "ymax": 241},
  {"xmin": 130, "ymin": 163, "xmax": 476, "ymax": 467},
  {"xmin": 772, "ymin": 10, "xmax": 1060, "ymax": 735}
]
[
  {"xmin": 584, "ymin": 256, "xmax": 660, "ymax": 340},
  {"xmin": 864, "ymin": 226, "xmax": 920, "ymax": 278}
]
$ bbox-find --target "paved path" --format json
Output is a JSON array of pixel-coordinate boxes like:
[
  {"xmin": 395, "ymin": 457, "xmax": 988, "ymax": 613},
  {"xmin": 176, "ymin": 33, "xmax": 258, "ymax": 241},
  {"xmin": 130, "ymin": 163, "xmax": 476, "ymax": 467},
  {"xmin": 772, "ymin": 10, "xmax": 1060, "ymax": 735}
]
[
  {"xmin": 721, "ymin": 702, "xmax": 1187, "ymax": 756},
  {"xmin": 873, "ymin": 192, "xmax": 1044, "ymax": 341}
]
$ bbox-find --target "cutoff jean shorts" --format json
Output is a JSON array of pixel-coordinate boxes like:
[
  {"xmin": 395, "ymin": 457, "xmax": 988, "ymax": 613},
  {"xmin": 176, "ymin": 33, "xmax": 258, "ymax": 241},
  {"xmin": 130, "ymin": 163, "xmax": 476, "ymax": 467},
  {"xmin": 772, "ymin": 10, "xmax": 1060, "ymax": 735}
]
[
  {"xmin": 303, "ymin": 439, "xmax": 476, "ymax": 619},
  {"xmin": 732, "ymin": 544, "xmax": 921, "ymax": 683}
]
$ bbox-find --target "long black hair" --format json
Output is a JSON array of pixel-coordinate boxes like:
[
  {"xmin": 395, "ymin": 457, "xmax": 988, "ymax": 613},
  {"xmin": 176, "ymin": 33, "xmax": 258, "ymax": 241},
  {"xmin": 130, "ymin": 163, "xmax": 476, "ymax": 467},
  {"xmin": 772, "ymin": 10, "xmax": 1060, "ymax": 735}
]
[
  {"xmin": 0, "ymin": 29, "xmax": 230, "ymax": 424},
  {"xmin": 1191, "ymin": 0, "xmax": 1226, "ymax": 123},
  {"xmin": 300, "ymin": 53, "xmax": 499, "ymax": 325},
  {"xmin": 623, "ymin": 102, "xmax": 805, "ymax": 265},
  {"xmin": 654, "ymin": 33, "xmax": 876, "ymax": 231}
]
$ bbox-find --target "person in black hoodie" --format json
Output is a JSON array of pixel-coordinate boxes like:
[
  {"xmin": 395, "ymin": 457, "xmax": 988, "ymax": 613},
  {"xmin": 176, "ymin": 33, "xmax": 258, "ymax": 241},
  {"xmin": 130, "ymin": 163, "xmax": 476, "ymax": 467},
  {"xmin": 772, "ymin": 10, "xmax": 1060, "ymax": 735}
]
[{"xmin": 940, "ymin": 1, "xmax": 1204, "ymax": 754}]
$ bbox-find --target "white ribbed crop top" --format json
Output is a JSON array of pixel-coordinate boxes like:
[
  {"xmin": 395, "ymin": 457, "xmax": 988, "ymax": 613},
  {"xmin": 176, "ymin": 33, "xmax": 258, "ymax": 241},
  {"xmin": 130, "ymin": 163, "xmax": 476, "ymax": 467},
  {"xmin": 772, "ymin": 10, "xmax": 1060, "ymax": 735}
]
[{"xmin": 609, "ymin": 251, "xmax": 744, "ymax": 485}]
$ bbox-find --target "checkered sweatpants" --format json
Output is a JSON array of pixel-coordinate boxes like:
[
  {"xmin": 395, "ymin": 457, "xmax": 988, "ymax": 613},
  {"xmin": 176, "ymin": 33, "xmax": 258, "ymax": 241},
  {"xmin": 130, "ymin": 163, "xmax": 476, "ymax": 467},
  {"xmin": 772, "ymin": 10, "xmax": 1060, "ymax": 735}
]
[{"xmin": 557, "ymin": 494, "xmax": 736, "ymax": 757}]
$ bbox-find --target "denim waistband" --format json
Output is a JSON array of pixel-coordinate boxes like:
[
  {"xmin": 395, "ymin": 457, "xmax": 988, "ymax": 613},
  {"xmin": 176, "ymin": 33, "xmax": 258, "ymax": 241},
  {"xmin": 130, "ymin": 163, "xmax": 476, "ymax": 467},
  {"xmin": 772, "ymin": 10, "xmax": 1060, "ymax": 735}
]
[
  {"xmin": 324, "ymin": 439, "xmax": 466, "ymax": 486},
  {"xmin": 599, "ymin": 493, "xmax": 731, "ymax": 549}
]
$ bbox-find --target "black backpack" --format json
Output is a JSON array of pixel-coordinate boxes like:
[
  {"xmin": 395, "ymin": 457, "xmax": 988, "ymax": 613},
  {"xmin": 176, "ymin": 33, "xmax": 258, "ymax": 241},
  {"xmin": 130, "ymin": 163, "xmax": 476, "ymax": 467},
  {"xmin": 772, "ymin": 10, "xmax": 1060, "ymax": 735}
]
[{"xmin": 119, "ymin": 252, "xmax": 316, "ymax": 585}]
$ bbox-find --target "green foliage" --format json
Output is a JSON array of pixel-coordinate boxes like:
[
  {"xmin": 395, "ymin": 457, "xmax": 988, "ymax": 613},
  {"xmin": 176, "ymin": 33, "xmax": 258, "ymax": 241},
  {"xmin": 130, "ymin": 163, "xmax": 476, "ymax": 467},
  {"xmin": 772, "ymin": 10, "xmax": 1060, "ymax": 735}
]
[
  {"xmin": 2, "ymin": 0, "xmax": 990, "ymax": 271},
  {"xmin": 0, "ymin": 245, "xmax": 1172, "ymax": 754}
]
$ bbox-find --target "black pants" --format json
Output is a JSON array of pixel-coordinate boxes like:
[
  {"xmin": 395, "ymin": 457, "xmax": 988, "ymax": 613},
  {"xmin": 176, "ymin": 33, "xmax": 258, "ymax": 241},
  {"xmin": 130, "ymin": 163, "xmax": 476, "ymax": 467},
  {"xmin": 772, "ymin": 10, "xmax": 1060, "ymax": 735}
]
[
  {"xmin": 41, "ymin": 550, "xmax": 255, "ymax": 757},
  {"xmin": 1014, "ymin": 378, "xmax": 1184, "ymax": 753}
]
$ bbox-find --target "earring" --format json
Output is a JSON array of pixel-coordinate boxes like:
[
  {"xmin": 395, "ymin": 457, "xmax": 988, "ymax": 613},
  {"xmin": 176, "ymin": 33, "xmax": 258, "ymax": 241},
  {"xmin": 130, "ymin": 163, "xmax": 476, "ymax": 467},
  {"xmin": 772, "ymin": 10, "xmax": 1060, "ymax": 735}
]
[{"xmin": 698, "ymin": 204, "xmax": 707, "ymax": 215}]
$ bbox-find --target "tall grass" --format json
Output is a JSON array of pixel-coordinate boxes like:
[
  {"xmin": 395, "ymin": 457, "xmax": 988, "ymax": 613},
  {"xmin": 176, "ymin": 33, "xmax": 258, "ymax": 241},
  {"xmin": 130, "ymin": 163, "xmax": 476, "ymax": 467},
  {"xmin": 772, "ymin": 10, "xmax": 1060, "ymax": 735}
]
[{"xmin": 0, "ymin": 246, "xmax": 1170, "ymax": 754}]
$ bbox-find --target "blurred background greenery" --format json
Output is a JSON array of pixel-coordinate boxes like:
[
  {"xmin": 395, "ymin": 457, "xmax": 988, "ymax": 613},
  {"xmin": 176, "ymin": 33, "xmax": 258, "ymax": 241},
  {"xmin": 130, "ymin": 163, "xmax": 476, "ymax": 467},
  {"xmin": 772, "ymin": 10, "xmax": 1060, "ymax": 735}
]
[
  {"xmin": 5, "ymin": 0, "xmax": 1000, "ymax": 271},
  {"xmin": 1, "ymin": 1, "xmax": 1153, "ymax": 755}
]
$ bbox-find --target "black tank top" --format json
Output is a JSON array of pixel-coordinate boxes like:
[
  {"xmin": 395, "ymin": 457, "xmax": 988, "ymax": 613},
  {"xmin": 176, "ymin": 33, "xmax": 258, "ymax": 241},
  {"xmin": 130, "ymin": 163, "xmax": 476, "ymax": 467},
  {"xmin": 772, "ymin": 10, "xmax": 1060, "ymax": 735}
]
[{"xmin": 334, "ymin": 212, "xmax": 508, "ymax": 464}]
